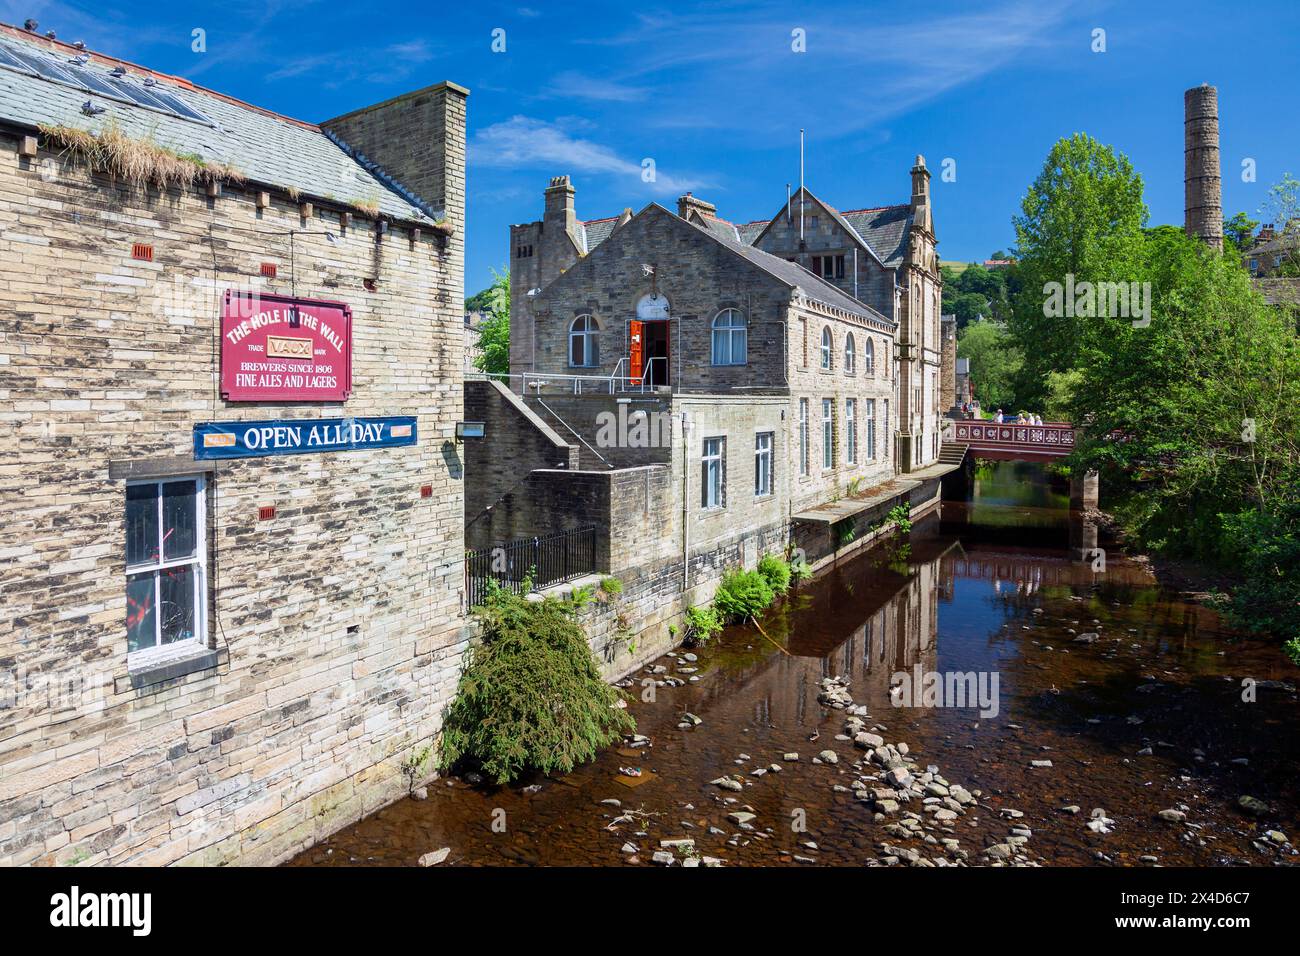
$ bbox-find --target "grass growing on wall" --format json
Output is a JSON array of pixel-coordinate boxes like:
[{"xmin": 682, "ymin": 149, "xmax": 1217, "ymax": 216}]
[
  {"xmin": 39, "ymin": 121, "xmax": 245, "ymax": 192},
  {"xmin": 439, "ymin": 581, "xmax": 633, "ymax": 784}
]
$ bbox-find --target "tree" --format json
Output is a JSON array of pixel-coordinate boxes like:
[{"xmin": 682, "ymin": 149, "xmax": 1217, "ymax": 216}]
[
  {"xmin": 465, "ymin": 267, "xmax": 509, "ymax": 376},
  {"xmin": 957, "ymin": 319, "xmax": 1022, "ymax": 411},
  {"xmin": 1008, "ymin": 134, "xmax": 1148, "ymax": 406},
  {"xmin": 1224, "ymin": 211, "xmax": 1259, "ymax": 251}
]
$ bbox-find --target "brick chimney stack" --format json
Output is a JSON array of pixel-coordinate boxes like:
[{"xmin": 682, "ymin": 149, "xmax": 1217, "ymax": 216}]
[
  {"xmin": 677, "ymin": 192, "xmax": 717, "ymax": 221},
  {"xmin": 544, "ymin": 175, "xmax": 577, "ymax": 236},
  {"xmin": 1184, "ymin": 84, "xmax": 1223, "ymax": 251},
  {"xmin": 910, "ymin": 155, "xmax": 932, "ymax": 234}
]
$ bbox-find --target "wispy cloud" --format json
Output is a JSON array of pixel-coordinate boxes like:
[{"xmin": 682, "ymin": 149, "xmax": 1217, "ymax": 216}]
[
  {"xmin": 469, "ymin": 115, "xmax": 713, "ymax": 194},
  {"xmin": 566, "ymin": 0, "xmax": 1081, "ymax": 140},
  {"xmin": 543, "ymin": 70, "xmax": 648, "ymax": 103}
]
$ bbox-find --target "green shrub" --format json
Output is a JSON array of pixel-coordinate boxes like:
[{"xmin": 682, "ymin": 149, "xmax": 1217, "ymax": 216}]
[
  {"xmin": 683, "ymin": 604, "xmax": 723, "ymax": 646},
  {"xmin": 599, "ymin": 576, "xmax": 623, "ymax": 595},
  {"xmin": 789, "ymin": 552, "xmax": 812, "ymax": 582},
  {"xmin": 757, "ymin": 554, "xmax": 792, "ymax": 592},
  {"xmin": 1218, "ymin": 503, "xmax": 1300, "ymax": 653},
  {"xmin": 885, "ymin": 503, "xmax": 913, "ymax": 536},
  {"xmin": 713, "ymin": 568, "xmax": 776, "ymax": 622},
  {"xmin": 439, "ymin": 583, "xmax": 634, "ymax": 784}
]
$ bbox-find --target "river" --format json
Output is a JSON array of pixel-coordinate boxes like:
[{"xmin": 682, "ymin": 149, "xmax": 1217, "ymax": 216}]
[{"xmin": 289, "ymin": 461, "xmax": 1299, "ymax": 867}]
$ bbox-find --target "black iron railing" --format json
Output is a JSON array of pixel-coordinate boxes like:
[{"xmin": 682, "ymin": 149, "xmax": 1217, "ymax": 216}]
[{"xmin": 464, "ymin": 526, "xmax": 598, "ymax": 609}]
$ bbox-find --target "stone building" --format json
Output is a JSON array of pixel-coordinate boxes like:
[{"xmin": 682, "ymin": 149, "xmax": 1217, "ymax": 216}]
[
  {"xmin": 0, "ymin": 23, "xmax": 467, "ymax": 865},
  {"xmin": 468, "ymin": 163, "xmax": 955, "ymax": 678}
]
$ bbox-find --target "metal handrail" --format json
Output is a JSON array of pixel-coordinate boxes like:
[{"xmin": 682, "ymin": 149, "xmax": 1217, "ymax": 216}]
[{"xmin": 531, "ymin": 393, "xmax": 616, "ymax": 470}]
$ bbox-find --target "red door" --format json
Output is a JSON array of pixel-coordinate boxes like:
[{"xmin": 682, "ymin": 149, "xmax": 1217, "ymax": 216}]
[{"xmin": 629, "ymin": 320, "xmax": 643, "ymax": 386}]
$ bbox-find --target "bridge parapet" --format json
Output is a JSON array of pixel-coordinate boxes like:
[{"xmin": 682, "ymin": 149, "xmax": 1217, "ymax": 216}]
[{"xmin": 953, "ymin": 421, "xmax": 1075, "ymax": 461}]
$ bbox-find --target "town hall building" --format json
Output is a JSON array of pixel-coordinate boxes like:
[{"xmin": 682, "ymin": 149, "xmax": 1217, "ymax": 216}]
[{"xmin": 464, "ymin": 157, "xmax": 954, "ymax": 677}]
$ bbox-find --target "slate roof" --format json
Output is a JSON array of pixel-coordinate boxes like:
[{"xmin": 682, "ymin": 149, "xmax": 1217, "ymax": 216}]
[
  {"xmin": 838, "ymin": 205, "xmax": 913, "ymax": 267},
  {"xmin": 0, "ymin": 24, "xmax": 433, "ymax": 222},
  {"xmin": 581, "ymin": 216, "xmax": 618, "ymax": 250},
  {"xmin": 1255, "ymin": 277, "xmax": 1300, "ymax": 307},
  {"xmin": 674, "ymin": 208, "xmax": 893, "ymax": 327}
]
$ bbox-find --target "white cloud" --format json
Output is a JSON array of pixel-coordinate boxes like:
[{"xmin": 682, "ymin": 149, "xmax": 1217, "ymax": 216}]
[
  {"xmin": 469, "ymin": 116, "xmax": 712, "ymax": 194},
  {"xmin": 544, "ymin": 71, "xmax": 648, "ymax": 103}
]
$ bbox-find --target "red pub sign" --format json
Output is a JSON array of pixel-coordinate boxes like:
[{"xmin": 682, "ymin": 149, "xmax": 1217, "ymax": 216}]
[{"xmin": 220, "ymin": 290, "xmax": 352, "ymax": 402}]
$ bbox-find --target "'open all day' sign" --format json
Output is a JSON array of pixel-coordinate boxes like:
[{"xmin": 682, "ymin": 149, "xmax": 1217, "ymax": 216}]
[
  {"xmin": 221, "ymin": 291, "xmax": 352, "ymax": 402},
  {"xmin": 194, "ymin": 417, "xmax": 417, "ymax": 460}
]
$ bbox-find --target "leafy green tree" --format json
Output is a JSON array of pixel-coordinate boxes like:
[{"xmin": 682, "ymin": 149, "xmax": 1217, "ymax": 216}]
[
  {"xmin": 1009, "ymin": 134, "xmax": 1148, "ymax": 406},
  {"xmin": 957, "ymin": 319, "xmax": 1022, "ymax": 411},
  {"xmin": 1224, "ymin": 211, "xmax": 1259, "ymax": 251},
  {"xmin": 465, "ymin": 267, "xmax": 510, "ymax": 375}
]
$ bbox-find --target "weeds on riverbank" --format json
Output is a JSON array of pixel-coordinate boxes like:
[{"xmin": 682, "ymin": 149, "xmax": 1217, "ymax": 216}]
[{"xmin": 439, "ymin": 581, "xmax": 633, "ymax": 784}]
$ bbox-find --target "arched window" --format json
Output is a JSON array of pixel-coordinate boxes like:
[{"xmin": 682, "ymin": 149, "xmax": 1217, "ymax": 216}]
[
  {"xmin": 844, "ymin": 332, "xmax": 856, "ymax": 374},
  {"xmin": 820, "ymin": 327, "xmax": 833, "ymax": 370},
  {"xmin": 864, "ymin": 337, "xmax": 875, "ymax": 375},
  {"xmin": 711, "ymin": 308, "xmax": 747, "ymax": 366},
  {"xmin": 569, "ymin": 315, "xmax": 598, "ymax": 367}
]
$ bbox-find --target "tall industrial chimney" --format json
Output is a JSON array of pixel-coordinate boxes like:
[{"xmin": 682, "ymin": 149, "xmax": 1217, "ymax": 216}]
[{"xmin": 1184, "ymin": 84, "xmax": 1222, "ymax": 251}]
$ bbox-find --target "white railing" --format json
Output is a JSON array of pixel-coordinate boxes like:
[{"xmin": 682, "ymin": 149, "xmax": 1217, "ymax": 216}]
[{"xmin": 468, "ymin": 361, "xmax": 669, "ymax": 396}]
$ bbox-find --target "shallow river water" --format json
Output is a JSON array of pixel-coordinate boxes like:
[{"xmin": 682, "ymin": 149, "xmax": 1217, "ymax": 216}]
[{"xmin": 290, "ymin": 462, "xmax": 1299, "ymax": 867}]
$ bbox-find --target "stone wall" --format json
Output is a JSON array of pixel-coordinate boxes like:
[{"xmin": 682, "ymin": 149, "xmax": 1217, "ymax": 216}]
[
  {"xmin": 463, "ymin": 379, "xmax": 577, "ymax": 551},
  {"xmin": 0, "ymin": 106, "xmax": 466, "ymax": 867}
]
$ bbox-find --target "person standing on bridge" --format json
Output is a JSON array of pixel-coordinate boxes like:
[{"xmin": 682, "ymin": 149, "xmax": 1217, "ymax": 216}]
[{"xmin": 994, "ymin": 409, "xmax": 1004, "ymax": 423}]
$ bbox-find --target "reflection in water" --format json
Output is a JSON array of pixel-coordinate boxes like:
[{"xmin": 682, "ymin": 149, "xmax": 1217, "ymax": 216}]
[{"xmin": 290, "ymin": 462, "xmax": 1299, "ymax": 868}]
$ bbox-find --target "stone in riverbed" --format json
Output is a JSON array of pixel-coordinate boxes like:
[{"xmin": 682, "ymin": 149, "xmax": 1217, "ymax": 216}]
[
  {"xmin": 651, "ymin": 850, "xmax": 676, "ymax": 865},
  {"xmin": 711, "ymin": 777, "xmax": 743, "ymax": 792},
  {"xmin": 855, "ymin": 732, "xmax": 885, "ymax": 750},
  {"xmin": 727, "ymin": 811, "xmax": 756, "ymax": 825},
  {"xmin": 411, "ymin": 787, "xmax": 428, "ymax": 801},
  {"xmin": 818, "ymin": 749, "xmax": 839, "ymax": 765},
  {"xmin": 783, "ymin": 752, "xmax": 800, "ymax": 762},
  {"xmin": 418, "ymin": 847, "xmax": 451, "ymax": 867},
  {"xmin": 660, "ymin": 838, "xmax": 695, "ymax": 850},
  {"xmin": 1157, "ymin": 809, "xmax": 1186, "ymax": 823},
  {"xmin": 886, "ymin": 767, "xmax": 914, "ymax": 788},
  {"xmin": 1237, "ymin": 795, "xmax": 1269, "ymax": 817},
  {"xmin": 1030, "ymin": 760, "xmax": 1053, "ymax": 768}
]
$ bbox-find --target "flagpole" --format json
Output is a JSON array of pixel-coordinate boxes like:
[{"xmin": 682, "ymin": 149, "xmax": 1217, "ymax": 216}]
[{"xmin": 799, "ymin": 128, "xmax": 805, "ymax": 241}]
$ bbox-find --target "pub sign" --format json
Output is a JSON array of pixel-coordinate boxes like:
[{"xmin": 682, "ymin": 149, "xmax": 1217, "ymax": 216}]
[{"xmin": 221, "ymin": 291, "xmax": 352, "ymax": 402}]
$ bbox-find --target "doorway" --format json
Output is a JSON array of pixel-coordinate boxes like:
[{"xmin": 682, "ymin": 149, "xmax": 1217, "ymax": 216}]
[{"xmin": 640, "ymin": 320, "xmax": 670, "ymax": 386}]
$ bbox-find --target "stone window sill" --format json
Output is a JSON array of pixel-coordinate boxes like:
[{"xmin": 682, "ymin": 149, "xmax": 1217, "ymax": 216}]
[{"xmin": 119, "ymin": 646, "xmax": 225, "ymax": 693}]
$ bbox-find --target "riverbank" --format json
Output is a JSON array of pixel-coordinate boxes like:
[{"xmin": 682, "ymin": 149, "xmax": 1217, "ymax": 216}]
[{"xmin": 289, "ymin": 462, "xmax": 1300, "ymax": 867}]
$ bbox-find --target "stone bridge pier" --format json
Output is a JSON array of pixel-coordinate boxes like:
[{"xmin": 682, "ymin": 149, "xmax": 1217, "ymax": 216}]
[{"xmin": 1069, "ymin": 470, "xmax": 1101, "ymax": 564}]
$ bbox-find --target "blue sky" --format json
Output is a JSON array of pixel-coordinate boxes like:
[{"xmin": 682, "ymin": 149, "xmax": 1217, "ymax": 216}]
[{"xmin": 7, "ymin": 0, "xmax": 1298, "ymax": 294}]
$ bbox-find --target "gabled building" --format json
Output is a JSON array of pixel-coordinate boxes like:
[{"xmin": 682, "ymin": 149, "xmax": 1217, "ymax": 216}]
[
  {"xmin": 0, "ymin": 22, "xmax": 467, "ymax": 865},
  {"xmin": 470, "ymin": 162, "xmax": 956, "ymax": 679}
]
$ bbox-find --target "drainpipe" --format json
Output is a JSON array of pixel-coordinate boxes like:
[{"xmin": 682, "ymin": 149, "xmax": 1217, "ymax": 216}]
[{"xmin": 681, "ymin": 410, "xmax": 692, "ymax": 592}]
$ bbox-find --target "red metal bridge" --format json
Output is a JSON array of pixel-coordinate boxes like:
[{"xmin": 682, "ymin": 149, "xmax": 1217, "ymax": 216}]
[{"xmin": 949, "ymin": 421, "xmax": 1076, "ymax": 463}]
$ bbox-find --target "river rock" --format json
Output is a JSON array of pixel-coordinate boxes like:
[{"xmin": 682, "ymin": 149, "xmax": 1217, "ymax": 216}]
[
  {"xmin": 882, "ymin": 767, "xmax": 911, "ymax": 787},
  {"xmin": 1157, "ymin": 808, "xmax": 1186, "ymax": 823},
  {"xmin": 1237, "ymin": 795, "xmax": 1269, "ymax": 816},
  {"xmin": 651, "ymin": 850, "xmax": 675, "ymax": 865},
  {"xmin": 711, "ymin": 776, "xmax": 743, "ymax": 792},
  {"xmin": 1030, "ymin": 760, "xmax": 1053, "ymax": 768},
  {"xmin": 660, "ymin": 838, "xmax": 695, "ymax": 850},
  {"xmin": 727, "ymin": 811, "xmax": 756, "ymax": 826},
  {"xmin": 783, "ymin": 752, "xmax": 800, "ymax": 762},
  {"xmin": 411, "ymin": 787, "xmax": 428, "ymax": 801},
  {"xmin": 818, "ymin": 749, "xmax": 839, "ymax": 765},
  {"xmin": 855, "ymin": 732, "xmax": 885, "ymax": 750},
  {"xmin": 418, "ymin": 847, "xmax": 451, "ymax": 867}
]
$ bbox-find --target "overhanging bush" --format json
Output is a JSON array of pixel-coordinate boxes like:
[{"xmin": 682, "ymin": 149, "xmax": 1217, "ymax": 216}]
[
  {"xmin": 756, "ymin": 554, "xmax": 792, "ymax": 593},
  {"xmin": 713, "ymin": 568, "xmax": 775, "ymax": 622},
  {"xmin": 439, "ymin": 583, "xmax": 633, "ymax": 784}
]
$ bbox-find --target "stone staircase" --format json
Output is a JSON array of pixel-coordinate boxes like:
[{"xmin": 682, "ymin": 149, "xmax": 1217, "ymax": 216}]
[{"xmin": 938, "ymin": 442, "xmax": 969, "ymax": 466}]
